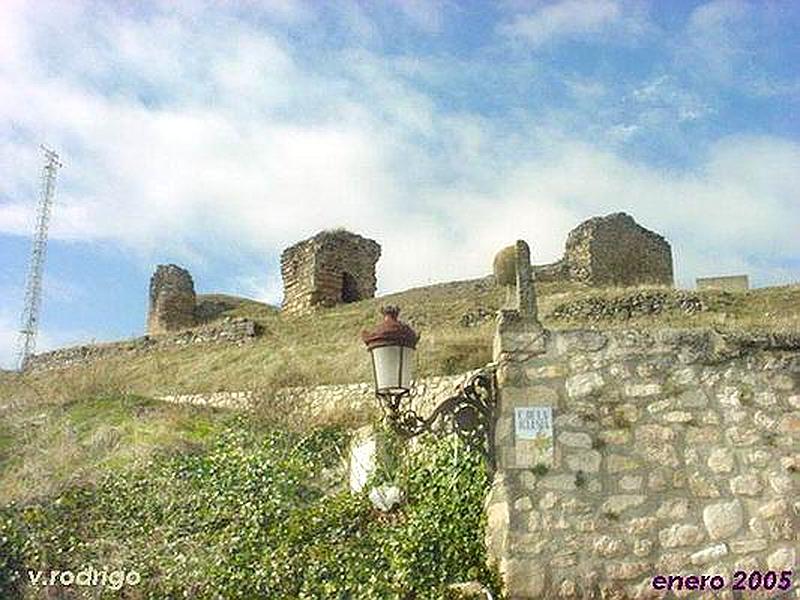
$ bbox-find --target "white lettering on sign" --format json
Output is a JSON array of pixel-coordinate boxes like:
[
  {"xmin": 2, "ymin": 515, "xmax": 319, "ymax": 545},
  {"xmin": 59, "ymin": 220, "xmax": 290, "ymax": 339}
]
[{"xmin": 515, "ymin": 406, "xmax": 553, "ymax": 441}]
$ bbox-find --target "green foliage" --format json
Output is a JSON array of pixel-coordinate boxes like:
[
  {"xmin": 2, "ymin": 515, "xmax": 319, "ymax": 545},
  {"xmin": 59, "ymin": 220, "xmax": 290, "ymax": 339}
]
[
  {"xmin": 531, "ymin": 463, "xmax": 549, "ymax": 476},
  {"xmin": 1, "ymin": 416, "xmax": 499, "ymax": 599}
]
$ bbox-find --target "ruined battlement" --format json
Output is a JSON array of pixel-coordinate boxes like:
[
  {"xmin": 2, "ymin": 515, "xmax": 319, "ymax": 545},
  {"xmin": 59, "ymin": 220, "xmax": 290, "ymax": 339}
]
[
  {"xmin": 280, "ymin": 229, "xmax": 381, "ymax": 315},
  {"xmin": 534, "ymin": 212, "xmax": 674, "ymax": 287},
  {"xmin": 147, "ymin": 264, "xmax": 197, "ymax": 335}
]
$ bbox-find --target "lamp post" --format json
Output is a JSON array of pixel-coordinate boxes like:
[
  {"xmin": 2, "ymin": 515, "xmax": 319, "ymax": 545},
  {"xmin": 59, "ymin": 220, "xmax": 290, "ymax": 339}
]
[{"xmin": 362, "ymin": 306, "xmax": 497, "ymax": 469}]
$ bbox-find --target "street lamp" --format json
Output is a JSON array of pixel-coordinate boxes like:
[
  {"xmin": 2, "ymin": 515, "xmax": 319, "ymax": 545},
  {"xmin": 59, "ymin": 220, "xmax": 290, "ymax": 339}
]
[{"xmin": 362, "ymin": 305, "xmax": 497, "ymax": 468}]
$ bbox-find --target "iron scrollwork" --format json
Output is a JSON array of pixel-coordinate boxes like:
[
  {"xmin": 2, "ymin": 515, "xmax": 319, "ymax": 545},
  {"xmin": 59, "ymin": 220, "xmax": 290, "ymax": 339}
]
[{"xmin": 378, "ymin": 368, "xmax": 497, "ymax": 470}]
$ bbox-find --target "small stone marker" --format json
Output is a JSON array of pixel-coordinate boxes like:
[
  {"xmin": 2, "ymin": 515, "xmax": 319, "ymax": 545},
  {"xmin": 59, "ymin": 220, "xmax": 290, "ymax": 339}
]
[{"xmin": 514, "ymin": 406, "xmax": 554, "ymax": 468}]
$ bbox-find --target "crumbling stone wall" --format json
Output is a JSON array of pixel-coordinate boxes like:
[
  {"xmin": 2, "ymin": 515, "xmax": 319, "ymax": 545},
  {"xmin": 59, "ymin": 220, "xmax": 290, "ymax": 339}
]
[
  {"xmin": 487, "ymin": 318, "xmax": 799, "ymax": 599},
  {"xmin": 697, "ymin": 275, "xmax": 749, "ymax": 292},
  {"xmin": 281, "ymin": 230, "xmax": 381, "ymax": 315},
  {"xmin": 26, "ymin": 317, "xmax": 262, "ymax": 372},
  {"xmin": 533, "ymin": 213, "xmax": 674, "ymax": 287},
  {"xmin": 147, "ymin": 264, "xmax": 196, "ymax": 334}
]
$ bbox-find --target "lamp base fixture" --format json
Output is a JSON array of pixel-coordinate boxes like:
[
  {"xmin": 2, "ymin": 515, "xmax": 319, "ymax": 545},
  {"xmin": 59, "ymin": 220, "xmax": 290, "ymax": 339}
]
[{"xmin": 377, "ymin": 367, "xmax": 497, "ymax": 470}]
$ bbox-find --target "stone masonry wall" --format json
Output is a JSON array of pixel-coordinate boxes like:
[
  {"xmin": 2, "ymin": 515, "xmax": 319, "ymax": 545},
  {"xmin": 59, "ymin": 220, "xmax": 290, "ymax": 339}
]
[
  {"xmin": 487, "ymin": 323, "xmax": 799, "ymax": 599},
  {"xmin": 281, "ymin": 230, "xmax": 380, "ymax": 315},
  {"xmin": 564, "ymin": 213, "xmax": 674, "ymax": 287},
  {"xmin": 157, "ymin": 372, "xmax": 475, "ymax": 421},
  {"xmin": 147, "ymin": 264, "xmax": 197, "ymax": 334},
  {"xmin": 26, "ymin": 317, "xmax": 261, "ymax": 372}
]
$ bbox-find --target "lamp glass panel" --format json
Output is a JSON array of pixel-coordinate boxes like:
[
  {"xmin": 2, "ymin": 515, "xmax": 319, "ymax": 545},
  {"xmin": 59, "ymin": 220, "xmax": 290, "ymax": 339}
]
[
  {"xmin": 372, "ymin": 345, "xmax": 403, "ymax": 393},
  {"xmin": 400, "ymin": 347, "xmax": 415, "ymax": 389}
]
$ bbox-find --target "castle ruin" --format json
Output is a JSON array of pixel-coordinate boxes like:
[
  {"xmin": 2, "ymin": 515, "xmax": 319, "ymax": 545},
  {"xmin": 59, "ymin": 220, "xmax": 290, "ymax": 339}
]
[
  {"xmin": 280, "ymin": 230, "xmax": 381, "ymax": 315},
  {"xmin": 535, "ymin": 212, "xmax": 674, "ymax": 287},
  {"xmin": 147, "ymin": 264, "xmax": 197, "ymax": 334}
]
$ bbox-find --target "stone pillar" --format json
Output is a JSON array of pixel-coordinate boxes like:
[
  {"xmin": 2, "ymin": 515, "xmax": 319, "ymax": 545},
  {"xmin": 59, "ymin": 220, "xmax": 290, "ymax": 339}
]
[
  {"xmin": 515, "ymin": 240, "xmax": 537, "ymax": 320},
  {"xmin": 147, "ymin": 264, "xmax": 197, "ymax": 334}
]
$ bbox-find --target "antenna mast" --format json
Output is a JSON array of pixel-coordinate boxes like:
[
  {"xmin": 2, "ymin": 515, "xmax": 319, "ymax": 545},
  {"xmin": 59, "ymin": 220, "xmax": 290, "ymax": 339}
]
[{"xmin": 16, "ymin": 145, "xmax": 62, "ymax": 370}]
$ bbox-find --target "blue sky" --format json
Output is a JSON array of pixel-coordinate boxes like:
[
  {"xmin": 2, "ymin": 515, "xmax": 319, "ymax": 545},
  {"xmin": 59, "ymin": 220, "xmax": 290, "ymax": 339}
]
[{"xmin": 1, "ymin": 0, "xmax": 799, "ymax": 367}]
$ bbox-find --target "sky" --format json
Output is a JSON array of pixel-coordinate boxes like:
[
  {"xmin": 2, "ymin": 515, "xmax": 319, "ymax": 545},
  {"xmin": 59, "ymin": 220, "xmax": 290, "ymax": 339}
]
[{"xmin": 0, "ymin": 0, "xmax": 798, "ymax": 368}]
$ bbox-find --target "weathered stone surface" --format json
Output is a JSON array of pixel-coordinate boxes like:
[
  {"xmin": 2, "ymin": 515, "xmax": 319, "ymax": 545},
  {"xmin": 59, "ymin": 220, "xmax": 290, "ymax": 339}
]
[
  {"xmin": 703, "ymin": 499, "xmax": 743, "ymax": 540},
  {"xmin": 729, "ymin": 473, "xmax": 762, "ymax": 496},
  {"xmin": 662, "ymin": 411, "xmax": 694, "ymax": 423},
  {"xmin": 490, "ymin": 320, "xmax": 799, "ymax": 600},
  {"xmin": 656, "ymin": 499, "xmax": 690, "ymax": 520},
  {"xmin": 281, "ymin": 230, "xmax": 380, "ymax": 315},
  {"xmin": 566, "ymin": 372, "xmax": 604, "ymax": 398},
  {"xmin": 688, "ymin": 472, "xmax": 720, "ymax": 497},
  {"xmin": 659, "ymin": 524, "xmax": 705, "ymax": 548},
  {"xmin": 607, "ymin": 454, "xmax": 641, "ymax": 473},
  {"xmin": 514, "ymin": 497, "xmax": 533, "ymax": 512},
  {"xmin": 540, "ymin": 475, "xmax": 578, "ymax": 491},
  {"xmin": 624, "ymin": 382, "xmax": 662, "ymax": 397},
  {"xmin": 690, "ymin": 543, "xmax": 728, "ymax": 565},
  {"xmin": 504, "ymin": 558, "xmax": 546, "ymax": 598},
  {"xmin": 778, "ymin": 412, "xmax": 800, "ymax": 434},
  {"xmin": 729, "ymin": 538, "xmax": 767, "ymax": 554},
  {"xmin": 676, "ymin": 389, "xmax": 707, "ymax": 408},
  {"xmin": 707, "ymin": 448, "xmax": 735, "ymax": 473},
  {"xmin": 593, "ymin": 535, "xmax": 625, "ymax": 558},
  {"xmin": 147, "ymin": 264, "xmax": 197, "ymax": 334},
  {"xmin": 560, "ymin": 212, "xmax": 673, "ymax": 286},
  {"xmin": 558, "ymin": 431, "xmax": 593, "ymax": 448},
  {"xmin": 768, "ymin": 472, "xmax": 793, "ymax": 494},
  {"xmin": 767, "ymin": 547, "xmax": 796, "ymax": 572},
  {"xmin": 606, "ymin": 561, "xmax": 651, "ymax": 580},
  {"xmin": 619, "ymin": 475, "xmax": 643, "ymax": 492},
  {"xmin": 566, "ymin": 450, "xmax": 602, "ymax": 473},
  {"xmin": 602, "ymin": 495, "xmax": 646, "ymax": 515},
  {"xmin": 635, "ymin": 425, "xmax": 679, "ymax": 467}
]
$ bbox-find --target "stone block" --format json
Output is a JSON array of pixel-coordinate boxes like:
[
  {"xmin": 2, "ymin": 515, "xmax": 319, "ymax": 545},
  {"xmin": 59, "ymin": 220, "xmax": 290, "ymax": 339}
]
[
  {"xmin": 566, "ymin": 372, "xmax": 604, "ymax": 398},
  {"xmin": 690, "ymin": 543, "xmax": 728, "ymax": 565},
  {"xmin": 602, "ymin": 494, "xmax": 646, "ymax": 514},
  {"xmin": 703, "ymin": 499, "xmax": 743, "ymax": 540},
  {"xmin": 503, "ymin": 557, "xmax": 546, "ymax": 599},
  {"xmin": 558, "ymin": 431, "xmax": 593, "ymax": 448},
  {"xmin": 659, "ymin": 524, "xmax": 705, "ymax": 548}
]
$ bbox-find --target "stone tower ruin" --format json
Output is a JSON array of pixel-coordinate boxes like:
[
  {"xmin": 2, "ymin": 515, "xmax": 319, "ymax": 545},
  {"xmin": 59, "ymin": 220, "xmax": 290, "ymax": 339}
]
[
  {"xmin": 281, "ymin": 230, "xmax": 381, "ymax": 315},
  {"xmin": 147, "ymin": 264, "xmax": 197, "ymax": 334},
  {"xmin": 564, "ymin": 212, "xmax": 673, "ymax": 286},
  {"xmin": 534, "ymin": 212, "xmax": 674, "ymax": 287}
]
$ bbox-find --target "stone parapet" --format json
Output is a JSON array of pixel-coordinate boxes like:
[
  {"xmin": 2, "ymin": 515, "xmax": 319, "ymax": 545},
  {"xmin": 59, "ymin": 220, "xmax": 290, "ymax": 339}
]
[{"xmin": 25, "ymin": 317, "xmax": 262, "ymax": 372}]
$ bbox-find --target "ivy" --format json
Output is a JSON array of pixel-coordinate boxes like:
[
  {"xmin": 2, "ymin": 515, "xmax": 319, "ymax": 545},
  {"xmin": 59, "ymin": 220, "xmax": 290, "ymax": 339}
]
[{"xmin": 1, "ymin": 416, "xmax": 500, "ymax": 599}]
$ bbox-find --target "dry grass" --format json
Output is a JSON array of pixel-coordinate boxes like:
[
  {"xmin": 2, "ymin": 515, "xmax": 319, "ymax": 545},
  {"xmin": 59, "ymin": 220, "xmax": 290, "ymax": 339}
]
[
  {"xmin": 2, "ymin": 278, "xmax": 798, "ymax": 406},
  {"xmin": 0, "ymin": 278, "xmax": 797, "ymax": 506},
  {"xmin": 0, "ymin": 392, "xmax": 234, "ymax": 504}
]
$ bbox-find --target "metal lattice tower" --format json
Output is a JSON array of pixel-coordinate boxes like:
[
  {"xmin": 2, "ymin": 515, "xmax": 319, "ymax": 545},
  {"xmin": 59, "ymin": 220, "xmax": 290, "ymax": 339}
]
[{"xmin": 16, "ymin": 145, "xmax": 63, "ymax": 370}]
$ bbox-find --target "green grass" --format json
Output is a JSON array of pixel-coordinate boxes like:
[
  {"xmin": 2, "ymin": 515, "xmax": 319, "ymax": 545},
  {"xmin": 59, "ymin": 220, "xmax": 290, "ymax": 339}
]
[
  {"xmin": 0, "ymin": 392, "xmax": 237, "ymax": 505},
  {"xmin": 1, "ymin": 409, "xmax": 499, "ymax": 599}
]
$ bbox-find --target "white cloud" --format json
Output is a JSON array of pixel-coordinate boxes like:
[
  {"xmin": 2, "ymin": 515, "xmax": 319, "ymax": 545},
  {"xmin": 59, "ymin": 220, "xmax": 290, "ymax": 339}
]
[
  {"xmin": 500, "ymin": 0, "xmax": 622, "ymax": 46},
  {"xmin": 389, "ymin": 0, "xmax": 449, "ymax": 33},
  {"xmin": 681, "ymin": 0, "xmax": 751, "ymax": 83},
  {"xmin": 0, "ymin": 0, "xmax": 797, "ymax": 319}
]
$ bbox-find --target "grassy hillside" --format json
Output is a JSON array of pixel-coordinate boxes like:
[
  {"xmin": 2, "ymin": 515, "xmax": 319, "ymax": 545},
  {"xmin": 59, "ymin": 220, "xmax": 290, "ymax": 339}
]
[
  {"xmin": 5, "ymin": 279, "xmax": 799, "ymax": 404},
  {"xmin": 0, "ymin": 396, "xmax": 498, "ymax": 599},
  {"xmin": 0, "ymin": 279, "xmax": 797, "ymax": 598}
]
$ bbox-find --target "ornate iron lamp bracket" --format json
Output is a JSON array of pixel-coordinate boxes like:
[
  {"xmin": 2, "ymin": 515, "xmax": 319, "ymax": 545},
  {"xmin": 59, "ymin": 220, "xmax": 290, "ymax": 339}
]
[{"xmin": 377, "ymin": 367, "xmax": 497, "ymax": 470}]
